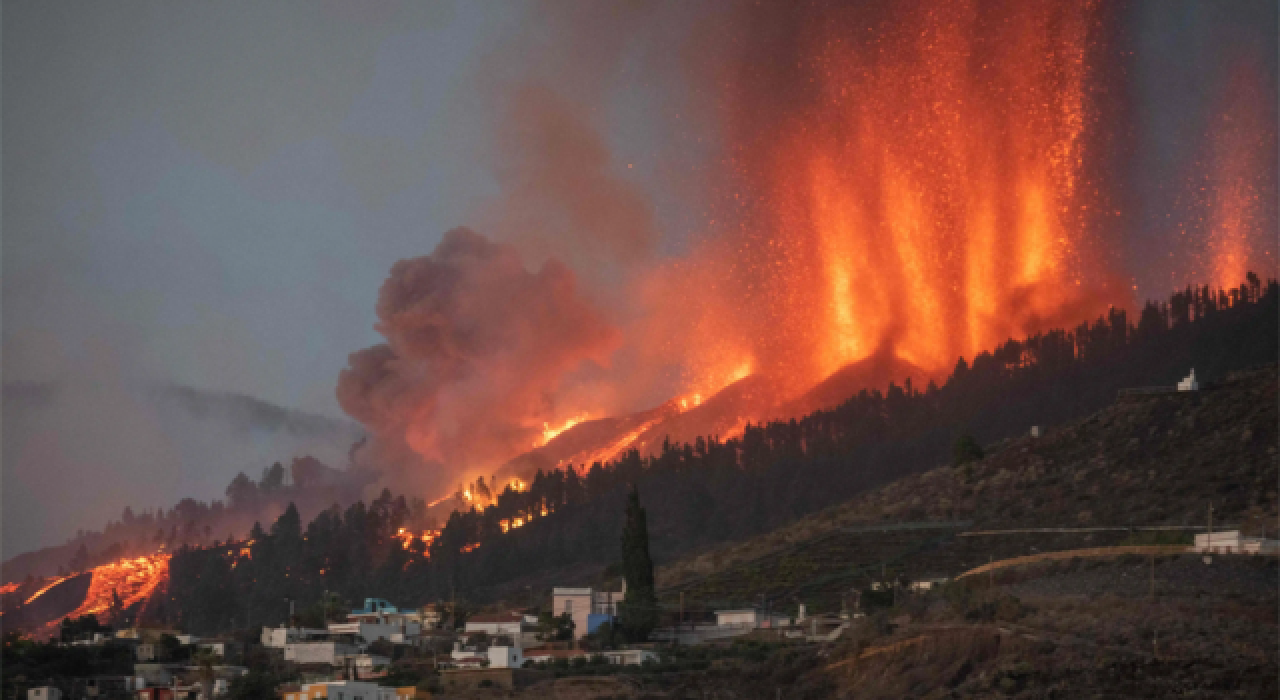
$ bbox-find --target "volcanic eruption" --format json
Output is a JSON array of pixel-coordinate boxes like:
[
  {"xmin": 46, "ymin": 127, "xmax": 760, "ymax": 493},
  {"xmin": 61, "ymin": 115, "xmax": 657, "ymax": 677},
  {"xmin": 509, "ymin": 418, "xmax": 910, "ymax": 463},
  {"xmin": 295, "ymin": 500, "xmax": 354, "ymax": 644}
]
[{"xmin": 338, "ymin": 0, "xmax": 1277, "ymax": 500}]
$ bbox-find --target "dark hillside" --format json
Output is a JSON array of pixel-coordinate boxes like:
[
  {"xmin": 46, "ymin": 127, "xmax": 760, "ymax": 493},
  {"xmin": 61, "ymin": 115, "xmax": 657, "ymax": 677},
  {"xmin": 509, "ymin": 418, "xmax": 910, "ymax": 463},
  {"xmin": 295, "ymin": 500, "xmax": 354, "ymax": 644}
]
[
  {"xmin": 160, "ymin": 280, "xmax": 1278, "ymax": 634},
  {"xmin": 659, "ymin": 365, "xmax": 1277, "ymax": 610}
]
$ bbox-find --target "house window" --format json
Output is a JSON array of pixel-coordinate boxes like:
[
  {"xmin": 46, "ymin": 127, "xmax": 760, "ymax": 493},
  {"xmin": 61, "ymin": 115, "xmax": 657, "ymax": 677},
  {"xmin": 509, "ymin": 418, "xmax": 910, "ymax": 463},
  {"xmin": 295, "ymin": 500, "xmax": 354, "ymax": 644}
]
[{"xmin": 564, "ymin": 600, "xmax": 573, "ymax": 614}]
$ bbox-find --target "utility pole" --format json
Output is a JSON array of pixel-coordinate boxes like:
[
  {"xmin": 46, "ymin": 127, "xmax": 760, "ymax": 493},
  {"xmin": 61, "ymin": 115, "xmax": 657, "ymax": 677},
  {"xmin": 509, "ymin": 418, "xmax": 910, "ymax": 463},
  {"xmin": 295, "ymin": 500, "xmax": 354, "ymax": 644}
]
[
  {"xmin": 1149, "ymin": 553, "xmax": 1155, "ymax": 600},
  {"xmin": 988, "ymin": 554, "xmax": 994, "ymax": 591}
]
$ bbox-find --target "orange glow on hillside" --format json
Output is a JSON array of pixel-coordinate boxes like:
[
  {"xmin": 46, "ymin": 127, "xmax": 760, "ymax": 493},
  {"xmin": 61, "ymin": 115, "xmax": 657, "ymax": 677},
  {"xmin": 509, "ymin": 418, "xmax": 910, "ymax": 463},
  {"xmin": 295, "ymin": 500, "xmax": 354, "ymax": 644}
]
[
  {"xmin": 23, "ymin": 575, "xmax": 73, "ymax": 606},
  {"xmin": 536, "ymin": 414, "xmax": 589, "ymax": 447},
  {"xmin": 395, "ymin": 527, "xmax": 441, "ymax": 553},
  {"xmin": 64, "ymin": 553, "xmax": 170, "ymax": 622}
]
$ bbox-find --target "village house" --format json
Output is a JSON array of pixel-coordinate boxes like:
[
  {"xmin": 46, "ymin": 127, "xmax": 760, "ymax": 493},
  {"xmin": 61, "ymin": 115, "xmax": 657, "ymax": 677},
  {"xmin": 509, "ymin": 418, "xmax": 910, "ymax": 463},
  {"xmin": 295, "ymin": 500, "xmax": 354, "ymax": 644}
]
[
  {"xmin": 327, "ymin": 599, "xmax": 422, "ymax": 644},
  {"xmin": 551, "ymin": 584, "xmax": 626, "ymax": 640},
  {"xmin": 260, "ymin": 627, "xmax": 329, "ymax": 649},
  {"xmin": 27, "ymin": 688, "xmax": 62, "ymax": 700},
  {"xmin": 463, "ymin": 612, "xmax": 539, "ymax": 646},
  {"xmin": 1194, "ymin": 530, "xmax": 1280, "ymax": 554}
]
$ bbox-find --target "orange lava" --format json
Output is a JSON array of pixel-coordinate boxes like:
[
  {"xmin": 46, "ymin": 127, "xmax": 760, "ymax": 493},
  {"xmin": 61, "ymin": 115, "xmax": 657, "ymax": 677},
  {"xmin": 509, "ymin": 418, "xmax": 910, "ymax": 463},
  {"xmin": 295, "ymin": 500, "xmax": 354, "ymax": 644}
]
[
  {"xmin": 623, "ymin": 0, "xmax": 1129, "ymax": 417},
  {"xmin": 395, "ymin": 527, "xmax": 441, "ymax": 553},
  {"xmin": 23, "ymin": 575, "xmax": 73, "ymax": 606},
  {"xmin": 536, "ymin": 414, "xmax": 589, "ymax": 447},
  {"xmin": 65, "ymin": 553, "xmax": 170, "ymax": 622},
  {"xmin": 1202, "ymin": 59, "xmax": 1277, "ymax": 288}
]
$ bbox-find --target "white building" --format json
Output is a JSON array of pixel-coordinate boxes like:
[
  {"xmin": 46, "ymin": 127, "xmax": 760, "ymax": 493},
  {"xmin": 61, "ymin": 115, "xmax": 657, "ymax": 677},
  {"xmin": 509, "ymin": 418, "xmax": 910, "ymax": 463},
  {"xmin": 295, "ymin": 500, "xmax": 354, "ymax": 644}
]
[
  {"xmin": 908, "ymin": 577, "xmax": 950, "ymax": 593},
  {"xmin": 600, "ymin": 649, "xmax": 658, "ymax": 666},
  {"xmin": 487, "ymin": 644, "xmax": 523, "ymax": 669},
  {"xmin": 714, "ymin": 609, "xmax": 790, "ymax": 630},
  {"xmin": 261, "ymin": 627, "xmax": 329, "ymax": 649},
  {"xmin": 1177, "ymin": 369, "xmax": 1199, "ymax": 391},
  {"xmin": 1194, "ymin": 530, "xmax": 1280, "ymax": 554},
  {"xmin": 326, "ymin": 619, "xmax": 420, "ymax": 644},
  {"xmin": 463, "ymin": 612, "xmax": 527, "ymax": 638},
  {"xmin": 284, "ymin": 640, "xmax": 360, "ymax": 666},
  {"xmin": 552, "ymin": 584, "xmax": 626, "ymax": 640},
  {"xmin": 328, "ymin": 600, "xmax": 421, "ymax": 644},
  {"xmin": 28, "ymin": 688, "xmax": 62, "ymax": 700}
]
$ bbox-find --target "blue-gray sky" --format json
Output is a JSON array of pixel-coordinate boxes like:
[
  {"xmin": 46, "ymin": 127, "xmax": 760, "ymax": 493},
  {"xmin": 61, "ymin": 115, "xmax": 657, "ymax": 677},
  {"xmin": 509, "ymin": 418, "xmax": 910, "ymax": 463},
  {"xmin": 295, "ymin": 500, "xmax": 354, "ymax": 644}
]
[{"xmin": 2, "ymin": 2, "xmax": 525, "ymax": 556}]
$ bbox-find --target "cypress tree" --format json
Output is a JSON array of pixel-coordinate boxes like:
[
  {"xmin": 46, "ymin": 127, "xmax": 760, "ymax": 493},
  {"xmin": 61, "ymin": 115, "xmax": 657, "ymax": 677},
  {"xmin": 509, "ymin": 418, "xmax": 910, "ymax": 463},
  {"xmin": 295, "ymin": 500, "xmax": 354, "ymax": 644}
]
[{"xmin": 619, "ymin": 486, "xmax": 658, "ymax": 640}]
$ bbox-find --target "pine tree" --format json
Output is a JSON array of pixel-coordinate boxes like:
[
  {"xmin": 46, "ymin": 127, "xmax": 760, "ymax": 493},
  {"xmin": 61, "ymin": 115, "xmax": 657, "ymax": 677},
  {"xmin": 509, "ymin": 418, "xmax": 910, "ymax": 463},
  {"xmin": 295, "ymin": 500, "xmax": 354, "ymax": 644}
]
[{"xmin": 618, "ymin": 486, "xmax": 658, "ymax": 640}]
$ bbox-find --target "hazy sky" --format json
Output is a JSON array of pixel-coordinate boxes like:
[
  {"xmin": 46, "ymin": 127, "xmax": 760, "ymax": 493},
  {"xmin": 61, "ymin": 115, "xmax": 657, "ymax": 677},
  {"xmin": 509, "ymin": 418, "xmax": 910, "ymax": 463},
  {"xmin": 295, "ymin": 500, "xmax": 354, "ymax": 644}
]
[
  {"xmin": 4, "ymin": 2, "xmax": 517, "ymax": 414},
  {"xmin": 2, "ymin": 1, "xmax": 1274, "ymax": 558},
  {"xmin": 2, "ymin": 2, "xmax": 535, "ymax": 555}
]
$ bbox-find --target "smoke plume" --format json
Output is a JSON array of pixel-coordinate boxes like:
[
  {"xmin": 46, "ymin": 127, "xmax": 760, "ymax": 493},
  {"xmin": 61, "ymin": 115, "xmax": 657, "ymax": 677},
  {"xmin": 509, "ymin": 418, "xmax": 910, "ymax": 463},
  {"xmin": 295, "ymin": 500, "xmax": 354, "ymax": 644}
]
[{"xmin": 337, "ymin": 227, "xmax": 618, "ymax": 491}]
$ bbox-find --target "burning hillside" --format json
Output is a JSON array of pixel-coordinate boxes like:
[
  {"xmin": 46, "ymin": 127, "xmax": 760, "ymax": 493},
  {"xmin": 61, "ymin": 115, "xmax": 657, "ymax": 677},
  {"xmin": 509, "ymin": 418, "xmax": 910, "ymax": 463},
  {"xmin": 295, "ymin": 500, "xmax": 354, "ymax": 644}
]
[
  {"xmin": 2, "ymin": 552, "xmax": 171, "ymax": 637},
  {"xmin": 337, "ymin": 1, "xmax": 1276, "ymax": 506}
]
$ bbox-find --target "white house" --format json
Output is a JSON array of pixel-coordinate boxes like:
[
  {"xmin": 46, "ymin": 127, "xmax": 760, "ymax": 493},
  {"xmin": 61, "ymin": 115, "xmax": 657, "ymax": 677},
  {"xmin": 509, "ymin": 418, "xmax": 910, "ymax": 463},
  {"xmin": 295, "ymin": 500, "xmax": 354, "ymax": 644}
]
[
  {"xmin": 284, "ymin": 640, "xmax": 360, "ymax": 666},
  {"xmin": 463, "ymin": 612, "xmax": 526, "ymax": 638},
  {"xmin": 328, "ymin": 615, "xmax": 421, "ymax": 645},
  {"xmin": 552, "ymin": 584, "xmax": 626, "ymax": 640},
  {"xmin": 1194, "ymin": 530, "xmax": 1280, "ymax": 554},
  {"xmin": 487, "ymin": 644, "xmax": 523, "ymax": 669},
  {"xmin": 28, "ymin": 688, "xmax": 62, "ymax": 700},
  {"xmin": 261, "ymin": 627, "xmax": 329, "ymax": 649},
  {"xmin": 715, "ymin": 609, "xmax": 791, "ymax": 630},
  {"xmin": 1177, "ymin": 369, "xmax": 1199, "ymax": 391}
]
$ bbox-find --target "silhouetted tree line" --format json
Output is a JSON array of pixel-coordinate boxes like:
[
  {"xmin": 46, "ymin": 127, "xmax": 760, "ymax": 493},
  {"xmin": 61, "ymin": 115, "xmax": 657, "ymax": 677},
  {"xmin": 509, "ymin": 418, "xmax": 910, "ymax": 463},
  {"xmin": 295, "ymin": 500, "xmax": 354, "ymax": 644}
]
[
  {"xmin": 166, "ymin": 277, "xmax": 1277, "ymax": 634},
  {"xmin": 6, "ymin": 456, "xmax": 379, "ymax": 585}
]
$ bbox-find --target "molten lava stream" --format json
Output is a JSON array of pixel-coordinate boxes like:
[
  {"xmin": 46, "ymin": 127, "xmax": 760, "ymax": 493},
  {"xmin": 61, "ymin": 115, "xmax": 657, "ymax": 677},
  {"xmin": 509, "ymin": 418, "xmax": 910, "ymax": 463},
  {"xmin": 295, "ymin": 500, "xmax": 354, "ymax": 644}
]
[{"xmin": 65, "ymin": 553, "xmax": 171, "ymax": 622}]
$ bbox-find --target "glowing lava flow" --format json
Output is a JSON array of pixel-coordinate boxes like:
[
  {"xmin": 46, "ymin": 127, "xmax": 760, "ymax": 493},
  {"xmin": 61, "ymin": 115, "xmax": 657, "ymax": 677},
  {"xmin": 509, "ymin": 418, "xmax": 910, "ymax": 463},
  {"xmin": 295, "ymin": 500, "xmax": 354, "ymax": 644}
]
[
  {"xmin": 23, "ymin": 575, "xmax": 74, "ymax": 606},
  {"xmin": 564, "ymin": 414, "xmax": 669, "ymax": 469},
  {"xmin": 536, "ymin": 414, "xmax": 589, "ymax": 447},
  {"xmin": 64, "ymin": 553, "xmax": 171, "ymax": 621}
]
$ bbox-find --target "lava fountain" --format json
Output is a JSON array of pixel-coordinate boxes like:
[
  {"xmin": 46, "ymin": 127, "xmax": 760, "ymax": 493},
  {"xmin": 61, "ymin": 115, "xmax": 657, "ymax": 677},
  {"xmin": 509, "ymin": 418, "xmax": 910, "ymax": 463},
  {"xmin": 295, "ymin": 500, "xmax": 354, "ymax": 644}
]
[{"xmin": 686, "ymin": 0, "xmax": 1124, "ymax": 392}]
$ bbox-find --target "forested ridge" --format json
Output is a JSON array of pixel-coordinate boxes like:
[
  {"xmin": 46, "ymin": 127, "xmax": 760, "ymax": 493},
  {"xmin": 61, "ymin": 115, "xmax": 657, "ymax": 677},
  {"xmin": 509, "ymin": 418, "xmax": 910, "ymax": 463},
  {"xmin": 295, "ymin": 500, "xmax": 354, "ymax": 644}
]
[{"xmin": 166, "ymin": 277, "xmax": 1278, "ymax": 635}]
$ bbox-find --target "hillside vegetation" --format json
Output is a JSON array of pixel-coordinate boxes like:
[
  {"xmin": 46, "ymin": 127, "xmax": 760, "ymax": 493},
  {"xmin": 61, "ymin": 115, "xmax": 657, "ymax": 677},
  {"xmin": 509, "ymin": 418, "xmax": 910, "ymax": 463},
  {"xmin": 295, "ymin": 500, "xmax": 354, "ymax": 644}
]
[{"xmin": 658, "ymin": 365, "xmax": 1277, "ymax": 608}]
